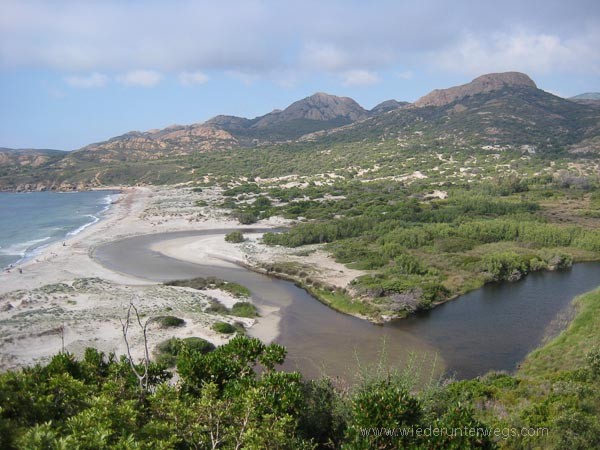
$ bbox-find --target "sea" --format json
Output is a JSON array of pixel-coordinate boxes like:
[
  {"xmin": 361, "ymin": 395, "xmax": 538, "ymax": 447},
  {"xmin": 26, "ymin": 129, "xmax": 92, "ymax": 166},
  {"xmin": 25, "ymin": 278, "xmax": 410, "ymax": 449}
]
[{"xmin": 0, "ymin": 190, "xmax": 120, "ymax": 270}]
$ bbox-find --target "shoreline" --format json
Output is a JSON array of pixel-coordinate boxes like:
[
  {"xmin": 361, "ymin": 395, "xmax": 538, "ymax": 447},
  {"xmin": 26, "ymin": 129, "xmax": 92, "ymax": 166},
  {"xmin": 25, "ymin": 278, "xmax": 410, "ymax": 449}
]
[
  {"xmin": 0, "ymin": 186, "xmax": 284, "ymax": 370},
  {"xmin": 2, "ymin": 189, "xmax": 121, "ymax": 271}
]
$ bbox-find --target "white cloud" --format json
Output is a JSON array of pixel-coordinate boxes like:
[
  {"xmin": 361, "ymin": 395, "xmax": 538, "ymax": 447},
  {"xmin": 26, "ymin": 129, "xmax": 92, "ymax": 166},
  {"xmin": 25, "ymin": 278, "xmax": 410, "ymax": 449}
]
[
  {"xmin": 117, "ymin": 70, "xmax": 163, "ymax": 87},
  {"xmin": 434, "ymin": 29, "xmax": 600, "ymax": 76},
  {"xmin": 178, "ymin": 71, "xmax": 209, "ymax": 86},
  {"xmin": 341, "ymin": 70, "xmax": 380, "ymax": 87},
  {"xmin": 64, "ymin": 72, "xmax": 108, "ymax": 88},
  {"xmin": 0, "ymin": 0, "xmax": 598, "ymax": 80}
]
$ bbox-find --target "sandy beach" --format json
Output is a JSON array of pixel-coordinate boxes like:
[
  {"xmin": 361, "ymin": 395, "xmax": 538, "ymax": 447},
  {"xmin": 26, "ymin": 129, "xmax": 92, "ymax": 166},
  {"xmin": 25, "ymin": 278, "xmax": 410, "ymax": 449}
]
[{"xmin": 0, "ymin": 186, "xmax": 286, "ymax": 370}]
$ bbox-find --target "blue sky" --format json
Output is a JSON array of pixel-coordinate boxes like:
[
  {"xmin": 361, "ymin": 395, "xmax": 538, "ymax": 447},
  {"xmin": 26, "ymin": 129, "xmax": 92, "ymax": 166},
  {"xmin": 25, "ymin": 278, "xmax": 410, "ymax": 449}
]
[{"xmin": 1, "ymin": 0, "xmax": 599, "ymax": 150}]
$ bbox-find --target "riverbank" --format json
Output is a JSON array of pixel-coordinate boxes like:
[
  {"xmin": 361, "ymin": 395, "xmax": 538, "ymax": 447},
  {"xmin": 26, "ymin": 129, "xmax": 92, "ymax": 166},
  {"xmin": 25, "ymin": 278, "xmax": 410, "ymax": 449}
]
[{"xmin": 0, "ymin": 186, "xmax": 285, "ymax": 370}]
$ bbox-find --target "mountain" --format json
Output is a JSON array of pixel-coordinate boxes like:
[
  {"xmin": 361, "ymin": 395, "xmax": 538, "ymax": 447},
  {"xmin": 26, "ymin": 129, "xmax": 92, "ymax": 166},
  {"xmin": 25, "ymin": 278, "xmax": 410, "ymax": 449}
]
[
  {"xmin": 2, "ymin": 71, "xmax": 600, "ymax": 191},
  {"xmin": 571, "ymin": 93, "xmax": 600, "ymax": 100},
  {"xmin": 370, "ymin": 100, "xmax": 409, "ymax": 114},
  {"xmin": 0, "ymin": 148, "xmax": 65, "ymax": 167},
  {"xmin": 74, "ymin": 124, "xmax": 238, "ymax": 162},
  {"xmin": 205, "ymin": 92, "xmax": 370, "ymax": 142},
  {"xmin": 63, "ymin": 92, "xmax": 370, "ymax": 163},
  {"xmin": 312, "ymin": 72, "xmax": 600, "ymax": 154},
  {"xmin": 414, "ymin": 72, "xmax": 537, "ymax": 107}
]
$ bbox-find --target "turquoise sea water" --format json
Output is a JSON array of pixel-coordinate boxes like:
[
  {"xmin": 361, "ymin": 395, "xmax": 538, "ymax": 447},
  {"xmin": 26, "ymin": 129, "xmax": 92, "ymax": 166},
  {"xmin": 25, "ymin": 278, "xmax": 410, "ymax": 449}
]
[{"xmin": 0, "ymin": 190, "xmax": 120, "ymax": 269}]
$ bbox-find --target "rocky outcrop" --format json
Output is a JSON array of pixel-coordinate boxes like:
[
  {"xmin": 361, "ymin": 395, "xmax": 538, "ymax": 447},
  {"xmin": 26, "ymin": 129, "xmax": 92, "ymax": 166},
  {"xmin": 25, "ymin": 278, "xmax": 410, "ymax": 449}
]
[
  {"xmin": 74, "ymin": 124, "xmax": 238, "ymax": 162},
  {"xmin": 414, "ymin": 72, "xmax": 537, "ymax": 108}
]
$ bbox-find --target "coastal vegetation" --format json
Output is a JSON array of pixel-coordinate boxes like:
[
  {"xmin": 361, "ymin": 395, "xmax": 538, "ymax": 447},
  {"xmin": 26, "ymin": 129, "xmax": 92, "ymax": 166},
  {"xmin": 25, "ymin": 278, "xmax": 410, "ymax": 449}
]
[
  {"xmin": 2, "ymin": 285, "xmax": 600, "ymax": 449},
  {"xmin": 232, "ymin": 177, "xmax": 600, "ymax": 320}
]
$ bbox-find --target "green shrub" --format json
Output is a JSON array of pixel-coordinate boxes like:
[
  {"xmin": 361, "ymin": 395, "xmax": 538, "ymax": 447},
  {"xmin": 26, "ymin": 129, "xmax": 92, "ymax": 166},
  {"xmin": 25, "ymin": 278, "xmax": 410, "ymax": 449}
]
[
  {"xmin": 225, "ymin": 231, "xmax": 245, "ymax": 243},
  {"xmin": 230, "ymin": 302, "xmax": 258, "ymax": 318},
  {"xmin": 165, "ymin": 277, "xmax": 250, "ymax": 298},
  {"xmin": 154, "ymin": 315, "xmax": 185, "ymax": 328},
  {"xmin": 212, "ymin": 321, "xmax": 237, "ymax": 334},
  {"xmin": 234, "ymin": 211, "xmax": 258, "ymax": 224},
  {"xmin": 155, "ymin": 337, "xmax": 215, "ymax": 367},
  {"xmin": 205, "ymin": 300, "xmax": 230, "ymax": 315}
]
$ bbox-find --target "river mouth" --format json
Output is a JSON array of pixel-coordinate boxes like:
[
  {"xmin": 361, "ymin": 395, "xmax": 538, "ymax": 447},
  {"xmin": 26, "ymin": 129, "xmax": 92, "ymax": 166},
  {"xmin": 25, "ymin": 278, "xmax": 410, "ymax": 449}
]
[{"xmin": 93, "ymin": 229, "xmax": 600, "ymax": 381}]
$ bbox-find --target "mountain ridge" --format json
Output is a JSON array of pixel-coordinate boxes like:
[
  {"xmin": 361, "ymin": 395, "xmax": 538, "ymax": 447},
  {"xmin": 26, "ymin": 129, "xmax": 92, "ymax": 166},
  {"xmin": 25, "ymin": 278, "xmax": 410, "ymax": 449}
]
[{"xmin": 2, "ymin": 71, "xmax": 600, "ymax": 191}]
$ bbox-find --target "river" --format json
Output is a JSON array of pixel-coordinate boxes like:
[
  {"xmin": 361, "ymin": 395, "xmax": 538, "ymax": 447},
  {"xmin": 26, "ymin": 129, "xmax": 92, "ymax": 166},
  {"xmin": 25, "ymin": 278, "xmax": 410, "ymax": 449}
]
[{"xmin": 94, "ymin": 230, "xmax": 600, "ymax": 381}]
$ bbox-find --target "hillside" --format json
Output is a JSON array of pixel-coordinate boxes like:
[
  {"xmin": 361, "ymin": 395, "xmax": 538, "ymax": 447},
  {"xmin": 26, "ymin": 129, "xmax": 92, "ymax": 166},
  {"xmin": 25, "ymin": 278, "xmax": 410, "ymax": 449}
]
[
  {"xmin": 315, "ymin": 74, "xmax": 600, "ymax": 154},
  {"xmin": 571, "ymin": 92, "xmax": 600, "ymax": 100},
  {"xmin": 0, "ymin": 148, "xmax": 65, "ymax": 167},
  {"xmin": 1, "ymin": 71, "xmax": 600, "ymax": 191}
]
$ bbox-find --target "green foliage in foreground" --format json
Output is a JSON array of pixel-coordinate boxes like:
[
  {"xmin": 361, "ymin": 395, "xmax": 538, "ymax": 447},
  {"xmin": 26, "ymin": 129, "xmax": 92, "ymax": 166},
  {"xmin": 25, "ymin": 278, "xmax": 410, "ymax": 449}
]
[
  {"xmin": 166, "ymin": 276, "xmax": 251, "ymax": 298},
  {"xmin": 0, "ymin": 337, "xmax": 492, "ymax": 450},
  {"xmin": 154, "ymin": 337, "xmax": 216, "ymax": 367},
  {"xmin": 2, "ymin": 307, "xmax": 600, "ymax": 450}
]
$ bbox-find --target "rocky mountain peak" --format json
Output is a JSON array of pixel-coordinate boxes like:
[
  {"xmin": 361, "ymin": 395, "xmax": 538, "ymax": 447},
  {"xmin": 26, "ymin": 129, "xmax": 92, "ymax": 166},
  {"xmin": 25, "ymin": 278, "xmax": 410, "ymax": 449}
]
[
  {"xmin": 414, "ymin": 72, "xmax": 537, "ymax": 108},
  {"xmin": 249, "ymin": 92, "xmax": 369, "ymax": 130}
]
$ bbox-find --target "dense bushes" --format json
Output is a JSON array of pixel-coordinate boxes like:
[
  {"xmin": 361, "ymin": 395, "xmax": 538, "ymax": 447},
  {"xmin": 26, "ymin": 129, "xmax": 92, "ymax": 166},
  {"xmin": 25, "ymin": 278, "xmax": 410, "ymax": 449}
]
[
  {"xmin": 154, "ymin": 337, "xmax": 215, "ymax": 367},
  {"xmin": 2, "ymin": 329, "xmax": 600, "ymax": 449},
  {"xmin": 0, "ymin": 338, "xmax": 493, "ymax": 449}
]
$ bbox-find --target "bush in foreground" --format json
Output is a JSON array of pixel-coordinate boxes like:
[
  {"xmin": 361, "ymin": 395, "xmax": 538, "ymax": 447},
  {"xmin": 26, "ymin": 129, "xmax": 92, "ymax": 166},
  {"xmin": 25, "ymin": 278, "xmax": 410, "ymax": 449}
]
[{"xmin": 154, "ymin": 337, "xmax": 215, "ymax": 367}]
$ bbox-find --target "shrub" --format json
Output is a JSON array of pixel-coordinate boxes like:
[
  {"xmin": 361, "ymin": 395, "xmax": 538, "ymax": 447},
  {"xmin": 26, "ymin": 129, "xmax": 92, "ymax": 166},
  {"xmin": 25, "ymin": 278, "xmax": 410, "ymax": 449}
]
[
  {"xmin": 225, "ymin": 231, "xmax": 245, "ymax": 243},
  {"xmin": 155, "ymin": 337, "xmax": 215, "ymax": 367},
  {"xmin": 154, "ymin": 315, "xmax": 185, "ymax": 328},
  {"xmin": 212, "ymin": 321, "xmax": 237, "ymax": 334},
  {"xmin": 205, "ymin": 300, "xmax": 230, "ymax": 315},
  {"xmin": 165, "ymin": 277, "xmax": 250, "ymax": 298},
  {"xmin": 230, "ymin": 302, "xmax": 258, "ymax": 318},
  {"xmin": 234, "ymin": 211, "xmax": 258, "ymax": 224}
]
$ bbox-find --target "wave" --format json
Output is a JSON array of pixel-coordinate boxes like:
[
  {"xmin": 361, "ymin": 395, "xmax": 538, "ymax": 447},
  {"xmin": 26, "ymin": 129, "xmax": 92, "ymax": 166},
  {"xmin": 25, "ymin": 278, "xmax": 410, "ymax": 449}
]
[
  {"xmin": 65, "ymin": 192, "xmax": 120, "ymax": 238},
  {"xmin": 0, "ymin": 237, "xmax": 51, "ymax": 256},
  {"xmin": 66, "ymin": 214, "xmax": 100, "ymax": 237}
]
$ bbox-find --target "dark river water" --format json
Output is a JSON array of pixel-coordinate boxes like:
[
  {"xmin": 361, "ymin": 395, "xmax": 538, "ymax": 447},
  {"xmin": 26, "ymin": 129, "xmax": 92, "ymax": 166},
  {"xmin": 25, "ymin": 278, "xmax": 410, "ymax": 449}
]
[{"xmin": 94, "ymin": 230, "xmax": 600, "ymax": 381}]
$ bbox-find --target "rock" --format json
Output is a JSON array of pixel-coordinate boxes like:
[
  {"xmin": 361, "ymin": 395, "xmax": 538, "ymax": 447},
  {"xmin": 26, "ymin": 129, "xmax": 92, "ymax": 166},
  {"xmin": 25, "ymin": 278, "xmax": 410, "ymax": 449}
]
[{"xmin": 414, "ymin": 72, "xmax": 537, "ymax": 108}]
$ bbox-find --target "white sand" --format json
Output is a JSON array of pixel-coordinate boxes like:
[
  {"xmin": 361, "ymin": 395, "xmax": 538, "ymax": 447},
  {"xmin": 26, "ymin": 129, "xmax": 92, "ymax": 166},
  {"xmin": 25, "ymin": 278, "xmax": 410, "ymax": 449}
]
[{"xmin": 0, "ymin": 186, "xmax": 283, "ymax": 370}]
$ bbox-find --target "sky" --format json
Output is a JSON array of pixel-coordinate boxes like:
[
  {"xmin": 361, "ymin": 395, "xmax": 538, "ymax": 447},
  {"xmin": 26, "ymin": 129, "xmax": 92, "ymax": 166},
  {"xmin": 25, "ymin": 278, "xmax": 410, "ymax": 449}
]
[{"xmin": 1, "ymin": 0, "xmax": 599, "ymax": 150}]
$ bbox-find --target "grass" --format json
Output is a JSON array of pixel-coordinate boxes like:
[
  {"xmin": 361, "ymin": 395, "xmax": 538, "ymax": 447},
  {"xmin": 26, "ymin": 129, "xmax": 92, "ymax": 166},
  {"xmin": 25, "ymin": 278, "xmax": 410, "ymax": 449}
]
[
  {"xmin": 519, "ymin": 288, "xmax": 600, "ymax": 377},
  {"xmin": 308, "ymin": 286, "xmax": 373, "ymax": 318}
]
